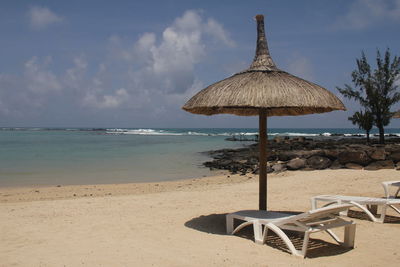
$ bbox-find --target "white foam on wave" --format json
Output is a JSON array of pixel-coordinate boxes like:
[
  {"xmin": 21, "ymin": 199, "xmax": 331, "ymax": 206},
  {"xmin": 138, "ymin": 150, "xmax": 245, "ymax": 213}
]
[
  {"xmin": 106, "ymin": 128, "xmax": 259, "ymax": 136},
  {"xmin": 91, "ymin": 128, "xmax": 400, "ymax": 137},
  {"xmin": 187, "ymin": 131, "xmax": 209, "ymax": 136},
  {"xmin": 268, "ymin": 132, "xmax": 320, "ymax": 137},
  {"xmin": 344, "ymin": 133, "xmax": 363, "ymax": 137},
  {"xmin": 107, "ymin": 128, "xmax": 181, "ymax": 135}
]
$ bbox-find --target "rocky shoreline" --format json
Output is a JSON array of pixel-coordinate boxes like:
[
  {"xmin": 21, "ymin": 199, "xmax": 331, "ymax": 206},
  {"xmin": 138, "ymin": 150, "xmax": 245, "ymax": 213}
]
[{"xmin": 203, "ymin": 137, "xmax": 400, "ymax": 175}]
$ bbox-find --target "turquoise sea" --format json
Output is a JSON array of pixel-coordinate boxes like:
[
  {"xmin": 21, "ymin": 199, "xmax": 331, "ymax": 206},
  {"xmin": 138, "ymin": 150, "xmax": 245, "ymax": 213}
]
[{"xmin": 1, "ymin": 127, "xmax": 400, "ymax": 187}]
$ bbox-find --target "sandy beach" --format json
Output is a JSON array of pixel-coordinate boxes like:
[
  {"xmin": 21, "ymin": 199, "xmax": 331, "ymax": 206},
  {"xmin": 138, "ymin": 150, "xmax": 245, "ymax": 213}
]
[{"xmin": 1, "ymin": 169, "xmax": 399, "ymax": 266}]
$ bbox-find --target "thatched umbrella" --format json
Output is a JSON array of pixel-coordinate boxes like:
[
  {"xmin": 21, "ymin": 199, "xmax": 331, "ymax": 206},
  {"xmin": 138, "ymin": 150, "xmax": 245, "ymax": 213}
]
[
  {"xmin": 182, "ymin": 15, "xmax": 346, "ymax": 211},
  {"xmin": 394, "ymin": 110, "xmax": 400, "ymax": 118}
]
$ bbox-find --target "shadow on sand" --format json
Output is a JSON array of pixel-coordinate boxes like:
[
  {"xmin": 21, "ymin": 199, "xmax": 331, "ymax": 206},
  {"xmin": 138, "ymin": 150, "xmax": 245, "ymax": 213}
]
[
  {"xmin": 347, "ymin": 210, "xmax": 400, "ymax": 223},
  {"xmin": 185, "ymin": 213, "xmax": 228, "ymax": 235},
  {"xmin": 184, "ymin": 212, "xmax": 353, "ymax": 258}
]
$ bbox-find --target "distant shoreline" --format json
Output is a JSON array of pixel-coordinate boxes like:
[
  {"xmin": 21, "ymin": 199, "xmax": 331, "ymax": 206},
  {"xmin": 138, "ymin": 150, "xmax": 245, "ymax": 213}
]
[{"xmin": 2, "ymin": 127, "xmax": 400, "ymax": 137}]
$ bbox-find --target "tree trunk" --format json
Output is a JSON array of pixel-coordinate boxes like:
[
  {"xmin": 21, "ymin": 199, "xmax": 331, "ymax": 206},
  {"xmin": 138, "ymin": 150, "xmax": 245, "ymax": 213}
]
[
  {"xmin": 366, "ymin": 130, "xmax": 370, "ymax": 144},
  {"xmin": 378, "ymin": 125, "xmax": 385, "ymax": 144}
]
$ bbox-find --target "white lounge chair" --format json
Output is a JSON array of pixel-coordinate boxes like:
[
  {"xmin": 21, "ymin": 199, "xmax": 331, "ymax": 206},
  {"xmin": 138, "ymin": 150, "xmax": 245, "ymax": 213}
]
[
  {"xmin": 226, "ymin": 204, "xmax": 356, "ymax": 258},
  {"xmin": 311, "ymin": 195, "xmax": 400, "ymax": 223},
  {"xmin": 382, "ymin": 180, "xmax": 400, "ymax": 198}
]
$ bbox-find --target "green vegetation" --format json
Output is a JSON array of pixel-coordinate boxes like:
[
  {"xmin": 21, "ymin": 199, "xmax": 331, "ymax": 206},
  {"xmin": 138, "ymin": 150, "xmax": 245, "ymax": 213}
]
[
  {"xmin": 348, "ymin": 110, "xmax": 373, "ymax": 143},
  {"xmin": 337, "ymin": 49, "xmax": 400, "ymax": 144}
]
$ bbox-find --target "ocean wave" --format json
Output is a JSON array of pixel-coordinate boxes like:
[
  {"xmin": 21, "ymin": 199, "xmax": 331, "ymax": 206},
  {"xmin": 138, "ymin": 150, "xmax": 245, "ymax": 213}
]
[
  {"xmin": 106, "ymin": 129, "xmax": 180, "ymax": 135},
  {"xmin": 107, "ymin": 129, "xmax": 400, "ymax": 138},
  {"xmin": 1, "ymin": 127, "xmax": 400, "ymax": 137},
  {"xmin": 268, "ymin": 132, "xmax": 320, "ymax": 137},
  {"xmin": 105, "ymin": 128, "xmax": 259, "ymax": 136}
]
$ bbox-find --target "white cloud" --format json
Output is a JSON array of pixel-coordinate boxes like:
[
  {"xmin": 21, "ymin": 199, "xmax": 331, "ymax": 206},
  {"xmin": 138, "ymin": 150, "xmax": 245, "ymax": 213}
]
[
  {"xmin": 128, "ymin": 10, "xmax": 234, "ymax": 94},
  {"xmin": 0, "ymin": 10, "xmax": 234, "ymax": 119},
  {"xmin": 85, "ymin": 9, "xmax": 233, "ymax": 114},
  {"xmin": 83, "ymin": 88, "xmax": 129, "ymax": 109},
  {"xmin": 74, "ymin": 61, "xmax": 130, "ymax": 109},
  {"xmin": 29, "ymin": 6, "xmax": 63, "ymax": 30},
  {"xmin": 24, "ymin": 56, "xmax": 61, "ymax": 93},
  {"xmin": 64, "ymin": 56, "xmax": 88, "ymax": 90},
  {"xmin": 334, "ymin": 0, "xmax": 400, "ymax": 30},
  {"xmin": 286, "ymin": 54, "xmax": 314, "ymax": 81},
  {"xmin": 0, "ymin": 57, "xmax": 62, "ymax": 117},
  {"xmin": 205, "ymin": 18, "xmax": 235, "ymax": 47}
]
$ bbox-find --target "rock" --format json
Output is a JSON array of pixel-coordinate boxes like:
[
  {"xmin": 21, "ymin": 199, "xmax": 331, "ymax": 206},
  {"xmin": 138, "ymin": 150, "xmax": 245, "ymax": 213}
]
[
  {"xmin": 276, "ymin": 150, "xmax": 323, "ymax": 161},
  {"xmin": 272, "ymin": 163, "xmax": 286, "ymax": 172},
  {"xmin": 267, "ymin": 165, "xmax": 274, "ymax": 173},
  {"xmin": 329, "ymin": 160, "xmax": 343, "ymax": 169},
  {"xmin": 338, "ymin": 151, "xmax": 371, "ymax": 166},
  {"xmin": 247, "ymin": 157, "xmax": 258, "ymax": 165},
  {"xmin": 287, "ymin": 158, "xmax": 306, "ymax": 170},
  {"xmin": 369, "ymin": 149, "xmax": 386, "ymax": 161},
  {"xmin": 216, "ymin": 159, "xmax": 233, "ymax": 166},
  {"xmin": 275, "ymin": 151, "xmax": 295, "ymax": 161},
  {"xmin": 364, "ymin": 160, "xmax": 394, "ymax": 170},
  {"xmin": 389, "ymin": 152, "xmax": 400, "ymax": 163},
  {"xmin": 306, "ymin": 156, "xmax": 332, "ymax": 169},
  {"xmin": 323, "ymin": 149, "xmax": 342, "ymax": 160},
  {"xmin": 345, "ymin": 163, "xmax": 363, "ymax": 170},
  {"xmin": 202, "ymin": 137, "xmax": 400, "ymax": 175},
  {"xmin": 252, "ymin": 165, "xmax": 273, "ymax": 174},
  {"xmin": 295, "ymin": 136, "xmax": 306, "ymax": 142}
]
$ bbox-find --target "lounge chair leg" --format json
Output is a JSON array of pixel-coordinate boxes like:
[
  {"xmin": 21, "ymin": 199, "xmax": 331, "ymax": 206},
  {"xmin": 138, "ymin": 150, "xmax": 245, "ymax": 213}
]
[
  {"xmin": 395, "ymin": 188, "xmax": 400, "ymax": 198},
  {"xmin": 382, "ymin": 183, "xmax": 390, "ymax": 198},
  {"xmin": 311, "ymin": 198, "xmax": 317, "ymax": 210},
  {"xmin": 300, "ymin": 231, "xmax": 310, "ymax": 258},
  {"xmin": 325, "ymin": 229, "xmax": 342, "ymax": 244},
  {"xmin": 343, "ymin": 223, "xmax": 356, "ymax": 248},
  {"xmin": 253, "ymin": 222, "xmax": 263, "ymax": 244},
  {"xmin": 389, "ymin": 204, "xmax": 400, "ymax": 215},
  {"xmin": 226, "ymin": 215, "xmax": 233, "ymax": 234},
  {"xmin": 377, "ymin": 205, "xmax": 387, "ymax": 223},
  {"xmin": 262, "ymin": 227, "xmax": 269, "ymax": 244},
  {"xmin": 264, "ymin": 223, "xmax": 301, "ymax": 257},
  {"xmin": 232, "ymin": 221, "xmax": 255, "ymax": 235},
  {"xmin": 349, "ymin": 201, "xmax": 379, "ymax": 222}
]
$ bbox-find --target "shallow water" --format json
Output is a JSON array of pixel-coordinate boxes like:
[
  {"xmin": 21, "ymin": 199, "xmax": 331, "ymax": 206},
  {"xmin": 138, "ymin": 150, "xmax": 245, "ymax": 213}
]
[
  {"xmin": 1, "ymin": 127, "xmax": 399, "ymax": 187},
  {"xmin": 0, "ymin": 129, "xmax": 247, "ymax": 186}
]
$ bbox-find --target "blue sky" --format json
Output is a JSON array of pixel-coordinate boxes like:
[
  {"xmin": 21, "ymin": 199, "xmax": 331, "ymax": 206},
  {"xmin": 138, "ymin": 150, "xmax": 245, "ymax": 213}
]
[{"xmin": 1, "ymin": 0, "xmax": 400, "ymax": 128}]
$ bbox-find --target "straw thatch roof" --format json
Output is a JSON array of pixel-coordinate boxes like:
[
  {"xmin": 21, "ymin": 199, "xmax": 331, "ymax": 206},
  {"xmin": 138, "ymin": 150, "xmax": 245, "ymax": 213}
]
[
  {"xmin": 182, "ymin": 15, "xmax": 345, "ymax": 116},
  {"xmin": 394, "ymin": 111, "xmax": 400, "ymax": 118}
]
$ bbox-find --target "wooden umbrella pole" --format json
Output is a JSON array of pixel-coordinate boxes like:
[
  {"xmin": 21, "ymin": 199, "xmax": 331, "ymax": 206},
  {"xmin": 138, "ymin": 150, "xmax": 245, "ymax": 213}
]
[{"xmin": 259, "ymin": 109, "xmax": 267, "ymax": 210}]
